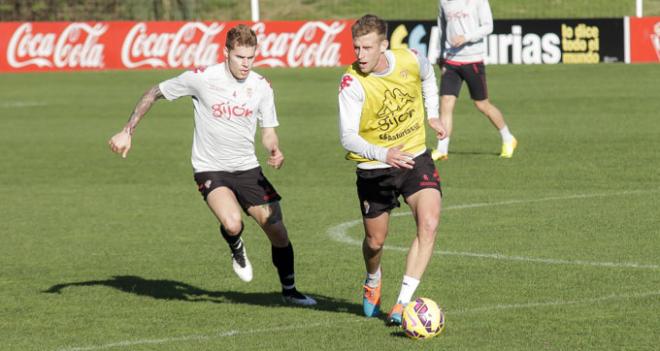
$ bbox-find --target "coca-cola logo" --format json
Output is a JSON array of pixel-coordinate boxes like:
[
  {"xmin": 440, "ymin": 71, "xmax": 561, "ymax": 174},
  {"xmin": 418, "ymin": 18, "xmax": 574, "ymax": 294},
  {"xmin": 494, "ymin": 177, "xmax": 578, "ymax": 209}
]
[
  {"xmin": 7, "ymin": 22, "xmax": 107, "ymax": 68},
  {"xmin": 253, "ymin": 21, "xmax": 344, "ymax": 68},
  {"xmin": 121, "ymin": 22, "xmax": 223, "ymax": 68}
]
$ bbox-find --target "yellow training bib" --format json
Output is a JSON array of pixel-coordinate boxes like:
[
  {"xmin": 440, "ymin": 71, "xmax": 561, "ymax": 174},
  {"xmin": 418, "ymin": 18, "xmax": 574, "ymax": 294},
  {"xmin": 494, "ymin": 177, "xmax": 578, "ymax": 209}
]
[{"xmin": 345, "ymin": 49, "xmax": 427, "ymax": 164}]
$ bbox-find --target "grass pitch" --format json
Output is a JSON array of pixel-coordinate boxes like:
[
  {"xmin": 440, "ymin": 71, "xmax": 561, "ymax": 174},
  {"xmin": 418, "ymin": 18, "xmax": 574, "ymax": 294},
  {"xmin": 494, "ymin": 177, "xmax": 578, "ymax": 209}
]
[{"xmin": 1, "ymin": 63, "xmax": 659, "ymax": 350}]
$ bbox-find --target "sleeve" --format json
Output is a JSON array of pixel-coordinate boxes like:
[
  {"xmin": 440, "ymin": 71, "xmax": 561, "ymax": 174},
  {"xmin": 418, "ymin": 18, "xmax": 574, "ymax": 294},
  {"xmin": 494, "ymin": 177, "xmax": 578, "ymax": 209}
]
[
  {"xmin": 437, "ymin": 2, "xmax": 447, "ymax": 61},
  {"xmin": 158, "ymin": 70, "xmax": 199, "ymax": 101},
  {"xmin": 258, "ymin": 80, "xmax": 279, "ymax": 128},
  {"xmin": 465, "ymin": 0, "xmax": 493, "ymax": 43},
  {"xmin": 338, "ymin": 74, "xmax": 389, "ymax": 163},
  {"xmin": 413, "ymin": 50, "xmax": 440, "ymax": 119}
]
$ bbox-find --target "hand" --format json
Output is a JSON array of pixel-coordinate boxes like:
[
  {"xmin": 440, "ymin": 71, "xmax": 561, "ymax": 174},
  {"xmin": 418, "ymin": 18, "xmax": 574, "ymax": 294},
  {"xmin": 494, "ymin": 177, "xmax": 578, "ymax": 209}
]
[
  {"xmin": 267, "ymin": 146, "xmax": 284, "ymax": 169},
  {"xmin": 386, "ymin": 145, "xmax": 415, "ymax": 169},
  {"xmin": 451, "ymin": 35, "xmax": 466, "ymax": 47},
  {"xmin": 428, "ymin": 118, "xmax": 447, "ymax": 140},
  {"xmin": 108, "ymin": 130, "xmax": 132, "ymax": 158}
]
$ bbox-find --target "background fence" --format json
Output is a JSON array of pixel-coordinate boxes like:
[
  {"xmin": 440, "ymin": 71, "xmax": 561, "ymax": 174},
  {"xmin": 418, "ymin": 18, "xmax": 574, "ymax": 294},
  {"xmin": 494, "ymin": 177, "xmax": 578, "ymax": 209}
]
[{"xmin": 1, "ymin": 0, "xmax": 660, "ymax": 22}]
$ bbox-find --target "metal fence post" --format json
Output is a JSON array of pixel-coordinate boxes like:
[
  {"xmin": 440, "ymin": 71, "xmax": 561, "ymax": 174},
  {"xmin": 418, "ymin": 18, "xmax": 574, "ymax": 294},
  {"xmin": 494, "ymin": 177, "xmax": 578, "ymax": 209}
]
[{"xmin": 251, "ymin": 0, "xmax": 260, "ymax": 21}]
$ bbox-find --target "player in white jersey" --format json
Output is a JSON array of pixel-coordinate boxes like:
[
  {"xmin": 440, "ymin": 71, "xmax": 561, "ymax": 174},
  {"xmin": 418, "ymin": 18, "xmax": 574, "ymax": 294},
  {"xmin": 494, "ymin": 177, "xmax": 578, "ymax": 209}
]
[
  {"xmin": 108, "ymin": 24, "xmax": 316, "ymax": 306},
  {"xmin": 434, "ymin": 0, "xmax": 518, "ymax": 160}
]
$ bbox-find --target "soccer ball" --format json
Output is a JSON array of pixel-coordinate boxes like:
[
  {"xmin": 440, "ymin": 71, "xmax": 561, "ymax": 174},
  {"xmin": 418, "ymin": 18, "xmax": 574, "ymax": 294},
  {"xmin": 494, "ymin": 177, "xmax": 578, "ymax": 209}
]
[{"xmin": 401, "ymin": 297, "xmax": 445, "ymax": 340}]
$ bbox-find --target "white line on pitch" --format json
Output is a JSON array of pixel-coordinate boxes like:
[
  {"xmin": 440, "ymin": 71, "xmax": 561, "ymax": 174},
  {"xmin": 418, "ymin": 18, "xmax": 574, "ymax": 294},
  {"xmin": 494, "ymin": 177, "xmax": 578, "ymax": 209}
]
[
  {"xmin": 56, "ymin": 324, "xmax": 323, "ymax": 351},
  {"xmin": 0, "ymin": 101, "xmax": 48, "ymax": 108},
  {"xmin": 55, "ymin": 289, "xmax": 660, "ymax": 351},
  {"xmin": 451, "ymin": 290, "xmax": 660, "ymax": 314},
  {"xmin": 327, "ymin": 190, "xmax": 660, "ymax": 270}
]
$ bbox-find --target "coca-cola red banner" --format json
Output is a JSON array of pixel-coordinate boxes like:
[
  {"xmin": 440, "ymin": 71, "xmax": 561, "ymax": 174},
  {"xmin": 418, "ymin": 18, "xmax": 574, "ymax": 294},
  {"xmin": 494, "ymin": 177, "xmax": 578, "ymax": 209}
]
[
  {"xmin": 0, "ymin": 20, "xmax": 354, "ymax": 72},
  {"xmin": 629, "ymin": 16, "xmax": 660, "ymax": 63}
]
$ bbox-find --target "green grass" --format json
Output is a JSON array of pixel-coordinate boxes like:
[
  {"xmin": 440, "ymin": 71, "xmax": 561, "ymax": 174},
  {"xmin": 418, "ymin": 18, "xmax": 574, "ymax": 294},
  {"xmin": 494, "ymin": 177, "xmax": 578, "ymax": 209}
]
[
  {"xmin": 204, "ymin": 0, "xmax": 660, "ymax": 20},
  {"xmin": 1, "ymin": 64, "xmax": 659, "ymax": 350},
  {"xmin": 5, "ymin": 0, "xmax": 659, "ymax": 21}
]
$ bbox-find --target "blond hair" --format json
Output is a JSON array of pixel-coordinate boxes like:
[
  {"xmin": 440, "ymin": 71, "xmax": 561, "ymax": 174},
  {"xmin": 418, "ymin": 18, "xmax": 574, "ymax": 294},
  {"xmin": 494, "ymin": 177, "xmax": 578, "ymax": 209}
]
[
  {"xmin": 351, "ymin": 14, "xmax": 387, "ymax": 39},
  {"xmin": 225, "ymin": 24, "xmax": 258, "ymax": 51}
]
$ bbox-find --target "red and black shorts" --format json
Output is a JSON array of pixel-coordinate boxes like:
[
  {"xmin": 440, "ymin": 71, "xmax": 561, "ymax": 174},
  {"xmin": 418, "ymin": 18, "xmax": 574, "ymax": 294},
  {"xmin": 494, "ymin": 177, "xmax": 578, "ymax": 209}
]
[
  {"xmin": 356, "ymin": 150, "xmax": 442, "ymax": 218},
  {"xmin": 194, "ymin": 167, "xmax": 281, "ymax": 212},
  {"xmin": 439, "ymin": 61, "xmax": 488, "ymax": 101}
]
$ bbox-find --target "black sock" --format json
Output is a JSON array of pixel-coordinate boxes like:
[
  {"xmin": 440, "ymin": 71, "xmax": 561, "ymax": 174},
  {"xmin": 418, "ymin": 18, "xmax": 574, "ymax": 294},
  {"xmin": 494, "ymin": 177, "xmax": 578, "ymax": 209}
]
[
  {"xmin": 220, "ymin": 223, "xmax": 244, "ymax": 252},
  {"xmin": 272, "ymin": 243, "xmax": 295, "ymax": 291}
]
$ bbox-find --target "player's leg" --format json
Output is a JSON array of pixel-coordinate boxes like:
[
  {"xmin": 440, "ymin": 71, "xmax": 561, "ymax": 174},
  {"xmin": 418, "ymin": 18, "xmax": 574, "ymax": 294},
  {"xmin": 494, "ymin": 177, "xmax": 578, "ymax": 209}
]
[
  {"xmin": 356, "ymin": 168, "xmax": 398, "ymax": 317},
  {"xmin": 388, "ymin": 152, "xmax": 442, "ymax": 325},
  {"xmin": 238, "ymin": 167, "xmax": 315, "ymax": 306},
  {"xmin": 247, "ymin": 202, "xmax": 316, "ymax": 306},
  {"xmin": 465, "ymin": 63, "xmax": 517, "ymax": 157},
  {"xmin": 434, "ymin": 63, "xmax": 462, "ymax": 160},
  {"xmin": 386, "ymin": 188, "xmax": 441, "ymax": 325},
  {"xmin": 204, "ymin": 186, "xmax": 253, "ymax": 282},
  {"xmin": 361, "ymin": 212, "xmax": 390, "ymax": 317}
]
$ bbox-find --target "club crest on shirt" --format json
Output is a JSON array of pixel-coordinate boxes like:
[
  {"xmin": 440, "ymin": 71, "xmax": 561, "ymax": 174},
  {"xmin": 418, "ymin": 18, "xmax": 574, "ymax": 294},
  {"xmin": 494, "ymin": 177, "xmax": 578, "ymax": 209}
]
[{"xmin": 400, "ymin": 69, "xmax": 409, "ymax": 79}]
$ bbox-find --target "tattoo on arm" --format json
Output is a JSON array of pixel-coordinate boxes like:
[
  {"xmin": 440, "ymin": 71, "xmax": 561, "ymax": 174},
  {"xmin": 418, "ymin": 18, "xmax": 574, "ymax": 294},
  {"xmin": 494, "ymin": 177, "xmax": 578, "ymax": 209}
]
[{"xmin": 123, "ymin": 85, "xmax": 164, "ymax": 135}]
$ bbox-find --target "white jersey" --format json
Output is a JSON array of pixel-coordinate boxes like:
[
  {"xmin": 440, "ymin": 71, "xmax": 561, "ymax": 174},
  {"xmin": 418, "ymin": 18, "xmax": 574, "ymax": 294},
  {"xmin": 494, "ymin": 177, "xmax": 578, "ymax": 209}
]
[
  {"xmin": 159, "ymin": 63, "xmax": 278, "ymax": 173},
  {"xmin": 338, "ymin": 50, "xmax": 439, "ymax": 169},
  {"xmin": 438, "ymin": 0, "xmax": 494, "ymax": 63}
]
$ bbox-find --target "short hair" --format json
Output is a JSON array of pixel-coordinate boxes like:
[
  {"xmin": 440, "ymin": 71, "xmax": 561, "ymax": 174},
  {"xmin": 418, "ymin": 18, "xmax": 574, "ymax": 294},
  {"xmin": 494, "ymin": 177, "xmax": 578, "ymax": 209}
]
[
  {"xmin": 225, "ymin": 24, "xmax": 258, "ymax": 51},
  {"xmin": 351, "ymin": 14, "xmax": 387, "ymax": 39}
]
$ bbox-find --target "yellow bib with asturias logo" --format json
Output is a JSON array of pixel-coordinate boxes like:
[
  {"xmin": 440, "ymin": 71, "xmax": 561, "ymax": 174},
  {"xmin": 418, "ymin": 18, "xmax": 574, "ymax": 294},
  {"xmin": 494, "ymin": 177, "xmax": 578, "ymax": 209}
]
[{"xmin": 345, "ymin": 49, "xmax": 427, "ymax": 165}]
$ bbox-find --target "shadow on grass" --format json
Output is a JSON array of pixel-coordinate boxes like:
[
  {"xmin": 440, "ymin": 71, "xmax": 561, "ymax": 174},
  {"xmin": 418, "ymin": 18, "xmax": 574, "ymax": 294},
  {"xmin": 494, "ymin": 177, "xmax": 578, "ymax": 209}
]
[
  {"xmin": 448, "ymin": 150, "xmax": 499, "ymax": 157},
  {"xmin": 43, "ymin": 275, "xmax": 361, "ymax": 316}
]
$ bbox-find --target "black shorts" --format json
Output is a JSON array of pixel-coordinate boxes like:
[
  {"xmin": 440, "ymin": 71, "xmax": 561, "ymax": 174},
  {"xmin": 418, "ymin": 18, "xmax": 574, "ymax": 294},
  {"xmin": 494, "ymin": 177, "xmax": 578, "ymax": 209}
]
[
  {"xmin": 356, "ymin": 150, "xmax": 442, "ymax": 218},
  {"xmin": 439, "ymin": 61, "xmax": 488, "ymax": 101},
  {"xmin": 194, "ymin": 167, "xmax": 281, "ymax": 211}
]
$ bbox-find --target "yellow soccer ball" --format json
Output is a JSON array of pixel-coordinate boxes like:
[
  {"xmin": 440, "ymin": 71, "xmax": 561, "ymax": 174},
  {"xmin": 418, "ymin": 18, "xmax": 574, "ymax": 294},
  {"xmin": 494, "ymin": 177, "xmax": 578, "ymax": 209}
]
[{"xmin": 401, "ymin": 297, "xmax": 445, "ymax": 340}]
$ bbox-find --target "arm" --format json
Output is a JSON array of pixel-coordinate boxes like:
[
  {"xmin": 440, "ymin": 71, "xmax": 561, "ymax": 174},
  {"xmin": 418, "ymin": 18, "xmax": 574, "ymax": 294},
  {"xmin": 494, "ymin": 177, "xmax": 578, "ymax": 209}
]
[
  {"xmin": 464, "ymin": 0, "xmax": 493, "ymax": 43},
  {"xmin": 262, "ymin": 127, "xmax": 284, "ymax": 169},
  {"xmin": 338, "ymin": 74, "xmax": 415, "ymax": 169},
  {"xmin": 415, "ymin": 51, "xmax": 447, "ymax": 140},
  {"xmin": 338, "ymin": 76, "xmax": 388, "ymax": 163},
  {"xmin": 437, "ymin": 5, "xmax": 447, "ymax": 64},
  {"xmin": 108, "ymin": 85, "xmax": 164, "ymax": 158}
]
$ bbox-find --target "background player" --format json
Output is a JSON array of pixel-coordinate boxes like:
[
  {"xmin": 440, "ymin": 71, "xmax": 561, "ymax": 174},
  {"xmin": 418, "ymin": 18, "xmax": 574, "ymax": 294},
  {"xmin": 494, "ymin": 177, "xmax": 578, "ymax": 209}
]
[{"xmin": 433, "ymin": 0, "xmax": 517, "ymax": 160}]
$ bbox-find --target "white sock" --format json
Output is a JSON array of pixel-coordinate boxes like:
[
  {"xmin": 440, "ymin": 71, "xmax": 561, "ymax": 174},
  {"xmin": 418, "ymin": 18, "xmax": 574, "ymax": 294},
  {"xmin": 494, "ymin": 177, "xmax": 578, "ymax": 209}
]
[
  {"xmin": 499, "ymin": 126, "xmax": 514, "ymax": 143},
  {"xmin": 436, "ymin": 137, "xmax": 450, "ymax": 154},
  {"xmin": 396, "ymin": 275, "xmax": 420, "ymax": 305},
  {"xmin": 365, "ymin": 267, "xmax": 381, "ymax": 288}
]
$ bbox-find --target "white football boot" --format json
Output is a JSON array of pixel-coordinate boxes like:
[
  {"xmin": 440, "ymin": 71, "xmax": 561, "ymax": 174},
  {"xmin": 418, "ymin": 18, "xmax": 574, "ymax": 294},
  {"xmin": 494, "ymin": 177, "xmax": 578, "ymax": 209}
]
[{"xmin": 231, "ymin": 241, "xmax": 253, "ymax": 282}]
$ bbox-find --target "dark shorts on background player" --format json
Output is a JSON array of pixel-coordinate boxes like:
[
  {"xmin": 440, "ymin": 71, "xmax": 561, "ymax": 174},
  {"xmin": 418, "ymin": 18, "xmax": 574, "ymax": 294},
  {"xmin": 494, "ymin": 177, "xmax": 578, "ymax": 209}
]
[
  {"xmin": 194, "ymin": 167, "xmax": 281, "ymax": 211},
  {"xmin": 439, "ymin": 61, "xmax": 488, "ymax": 101},
  {"xmin": 356, "ymin": 150, "xmax": 442, "ymax": 218}
]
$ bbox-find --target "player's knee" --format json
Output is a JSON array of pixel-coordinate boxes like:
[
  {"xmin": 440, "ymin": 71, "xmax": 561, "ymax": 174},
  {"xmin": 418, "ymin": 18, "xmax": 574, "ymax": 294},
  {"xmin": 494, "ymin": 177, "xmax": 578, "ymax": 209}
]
[
  {"xmin": 222, "ymin": 217, "xmax": 243, "ymax": 235},
  {"xmin": 365, "ymin": 235, "xmax": 386, "ymax": 251},
  {"xmin": 418, "ymin": 216, "xmax": 439, "ymax": 237},
  {"xmin": 474, "ymin": 99, "xmax": 490, "ymax": 112}
]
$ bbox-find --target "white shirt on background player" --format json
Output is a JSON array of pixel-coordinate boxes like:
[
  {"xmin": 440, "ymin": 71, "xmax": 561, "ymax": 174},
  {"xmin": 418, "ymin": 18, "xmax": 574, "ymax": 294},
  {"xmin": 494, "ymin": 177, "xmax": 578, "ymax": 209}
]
[
  {"xmin": 159, "ymin": 63, "xmax": 278, "ymax": 173},
  {"xmin": 338, "ymin": 50, "xmax": 439, "ymax": 169},
  {"xmin": 438, "ymin": 0, "xmax": 494, "ymax": 63}
]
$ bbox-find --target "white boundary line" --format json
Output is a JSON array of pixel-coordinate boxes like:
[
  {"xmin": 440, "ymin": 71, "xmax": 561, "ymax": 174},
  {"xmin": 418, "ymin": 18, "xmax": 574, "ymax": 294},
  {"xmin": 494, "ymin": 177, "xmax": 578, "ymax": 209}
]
[
  {"xmin": 0, "ymin": 101, "xmax": 48, "ymax": 108},
  {"xmin": 328, "ymin": 190, "xmax": 660, "ymax": 270},
  {"xmin": 56, "ymin": 289, "xmax": 660, "ymax": 351}
]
